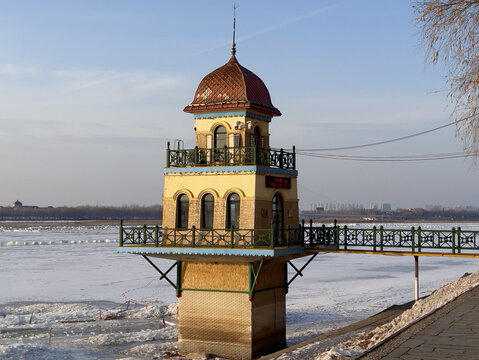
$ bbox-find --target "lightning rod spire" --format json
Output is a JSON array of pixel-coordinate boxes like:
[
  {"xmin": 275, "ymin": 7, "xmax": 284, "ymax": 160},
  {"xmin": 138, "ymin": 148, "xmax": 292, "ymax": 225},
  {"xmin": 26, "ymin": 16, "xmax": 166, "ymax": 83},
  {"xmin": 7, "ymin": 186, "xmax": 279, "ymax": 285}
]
[{"xmin": 231, "ymin": 3, "xmax": 238, "ymax": 55}]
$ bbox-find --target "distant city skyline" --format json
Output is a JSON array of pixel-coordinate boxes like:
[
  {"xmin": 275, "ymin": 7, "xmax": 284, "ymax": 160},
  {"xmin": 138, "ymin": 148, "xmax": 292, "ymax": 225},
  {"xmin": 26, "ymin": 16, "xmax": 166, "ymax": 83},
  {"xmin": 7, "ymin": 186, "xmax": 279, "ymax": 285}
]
[{"xmin": 1, "ymin": 1, "xmax": 478, "ymax": 208}]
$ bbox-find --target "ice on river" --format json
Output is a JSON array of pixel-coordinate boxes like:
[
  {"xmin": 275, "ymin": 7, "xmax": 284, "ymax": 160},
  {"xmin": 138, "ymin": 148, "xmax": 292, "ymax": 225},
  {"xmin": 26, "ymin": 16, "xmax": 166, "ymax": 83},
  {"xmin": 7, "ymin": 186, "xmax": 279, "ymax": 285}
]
[{"xmin": 1, "ymin": 222, "xmax": 479, "ymax": 359}]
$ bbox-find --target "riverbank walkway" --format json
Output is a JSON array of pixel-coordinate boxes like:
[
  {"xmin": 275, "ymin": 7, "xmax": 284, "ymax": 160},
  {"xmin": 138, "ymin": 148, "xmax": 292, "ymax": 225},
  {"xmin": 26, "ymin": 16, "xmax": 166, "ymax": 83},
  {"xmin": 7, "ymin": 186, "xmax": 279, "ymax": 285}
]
[{"xmin": 359, "ymin": 284, "xmax": 479, "ymax": 359}]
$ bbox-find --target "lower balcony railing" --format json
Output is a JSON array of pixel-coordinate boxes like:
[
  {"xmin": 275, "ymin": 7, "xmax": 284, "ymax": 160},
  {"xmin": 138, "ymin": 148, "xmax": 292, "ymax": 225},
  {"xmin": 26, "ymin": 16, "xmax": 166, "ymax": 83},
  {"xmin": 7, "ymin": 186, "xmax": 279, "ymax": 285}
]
[
  {"xmin": 119, "ymin": 221, "xmax": 479, "ymax": 254},
  {"xmin": 119, "ymin": 224, "xmax": 303, "ymax": 249}
]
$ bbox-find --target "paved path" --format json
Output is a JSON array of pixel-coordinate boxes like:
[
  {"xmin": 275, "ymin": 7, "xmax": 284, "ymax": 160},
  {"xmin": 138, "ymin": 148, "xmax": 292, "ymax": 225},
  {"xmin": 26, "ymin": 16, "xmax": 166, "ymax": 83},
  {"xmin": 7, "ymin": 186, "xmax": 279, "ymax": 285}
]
[{"xmin": 359, "ymin": 284, "xmax": 479, "ymax": 360}]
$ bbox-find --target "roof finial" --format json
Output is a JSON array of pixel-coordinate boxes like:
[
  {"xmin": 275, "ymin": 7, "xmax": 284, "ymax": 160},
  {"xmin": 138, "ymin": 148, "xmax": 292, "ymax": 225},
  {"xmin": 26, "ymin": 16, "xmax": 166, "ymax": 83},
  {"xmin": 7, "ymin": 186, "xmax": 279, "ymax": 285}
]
[{"xmin": 231, "ymin": 3, "xmax": 238, "ymax": 56}]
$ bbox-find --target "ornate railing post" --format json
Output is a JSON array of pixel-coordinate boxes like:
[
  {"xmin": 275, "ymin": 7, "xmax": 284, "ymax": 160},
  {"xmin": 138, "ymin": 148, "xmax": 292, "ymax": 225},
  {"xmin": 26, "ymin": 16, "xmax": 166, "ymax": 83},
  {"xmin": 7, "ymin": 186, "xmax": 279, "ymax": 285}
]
[
  {"xmin": 192, "ymin": 225, "xmax": 196, "ymax": 247},
  {"xmin": 230, "ymin": 227, "xmax": 235, "ymax": 248},
  {"xmin": 279, "ymin": 148, "xmax": 284, "ymax": 169},
  {"xmin": 309, "ymin": 219, "xmax": 313, "ymax": 244},
  {"xmin": 411, "ymin": 226, "xmax": 415, "ymax": 253},
  {"xmin": 154, "ymin": 225, "xmax": 159, "ymax": 247},
  {"xmin": 452, "ymin": 227, "xmax": 456, "ymax": 254},
  {"xmin": 301, "ymin": 219, "xmax": 305, "ymax": 246},
  {"xmin": 166, "ymin": 141, "xmax": 170, "ymax": 167},
  {"xmin": 142, "ymin": 225, "xmax": 146, "ymax": 245},
  {"xmin": 223, "ymin": 145, "xmax": 228, "ymax": 165},
  {"xmin": 457, "ymin": 227, "xmax": 462, "ymax": 254},
  {"xmin": 292, "ymin": 146, "xmax": 296, "ymax": 170},
  {"xmin": 380, "ymin": 226, "xmax": 384, "ymax": 252},
  {"xmin": 373, "ymin": 226, "xmax": 377, "ymax": 252},
  {"xmin": 417, "ymin": 226, "xmax": 422, "ymax": 253},
  {"xmin": 334, "ymin": 220, "xmax": 339, "ymax": 248},
  {"xmin": 343, "ymin": 225, "xmax": 348, "ymax": 250},
  {"xmin": 119, "ymin": 219, "xmax": 124, "ymax": 246}
]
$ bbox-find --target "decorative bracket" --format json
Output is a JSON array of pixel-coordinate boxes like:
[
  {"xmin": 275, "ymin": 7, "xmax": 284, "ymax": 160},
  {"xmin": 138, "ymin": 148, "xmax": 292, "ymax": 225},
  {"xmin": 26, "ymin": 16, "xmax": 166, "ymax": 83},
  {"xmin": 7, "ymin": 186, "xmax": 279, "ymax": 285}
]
[
  {"xmin": 142, "ymin": 256, "xmax": 181, "ymax": 296},
  {"xmin": 287, "ymin": 253, "xmax": 318, "ymax": 287},
  {"xmin": 248, "ymin": 259, "xmax": 264, "ymax": 301}
]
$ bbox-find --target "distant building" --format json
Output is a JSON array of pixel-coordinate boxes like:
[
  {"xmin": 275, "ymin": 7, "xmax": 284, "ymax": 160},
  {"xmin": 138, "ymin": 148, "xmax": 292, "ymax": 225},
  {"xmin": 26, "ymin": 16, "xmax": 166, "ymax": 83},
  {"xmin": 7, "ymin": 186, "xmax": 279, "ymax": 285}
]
[
  {"xmin": 381, "ymin": 203, "xmax": 392, "ymax": 211},
  {"xmin": 11, "ymin": 200, "xmax": 38, "ymax": 209}
]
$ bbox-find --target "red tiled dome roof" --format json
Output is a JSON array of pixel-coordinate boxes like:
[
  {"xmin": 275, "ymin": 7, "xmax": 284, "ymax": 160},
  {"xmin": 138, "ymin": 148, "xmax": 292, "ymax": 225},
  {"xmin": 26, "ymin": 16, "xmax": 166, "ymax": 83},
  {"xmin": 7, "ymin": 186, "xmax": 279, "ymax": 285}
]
[{"xmin": 184, "ymin": 55, "xmax": 281, "ymax": 117}]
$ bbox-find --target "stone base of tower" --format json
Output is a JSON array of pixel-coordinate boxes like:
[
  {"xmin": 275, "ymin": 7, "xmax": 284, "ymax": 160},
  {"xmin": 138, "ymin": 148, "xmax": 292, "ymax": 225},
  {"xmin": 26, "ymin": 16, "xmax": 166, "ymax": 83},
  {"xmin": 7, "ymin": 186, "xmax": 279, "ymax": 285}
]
[{"xmin": 177, "ymin": 260, "xmax": 287, "ymax": 359}]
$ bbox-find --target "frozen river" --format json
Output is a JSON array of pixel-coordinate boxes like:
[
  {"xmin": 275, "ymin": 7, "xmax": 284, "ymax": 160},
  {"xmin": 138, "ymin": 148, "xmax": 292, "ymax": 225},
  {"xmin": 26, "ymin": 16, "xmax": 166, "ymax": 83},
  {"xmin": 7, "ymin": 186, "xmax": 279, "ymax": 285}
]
[{"xmin": 1, "ymin": 222, "xmax": 479, "ymax": 359}]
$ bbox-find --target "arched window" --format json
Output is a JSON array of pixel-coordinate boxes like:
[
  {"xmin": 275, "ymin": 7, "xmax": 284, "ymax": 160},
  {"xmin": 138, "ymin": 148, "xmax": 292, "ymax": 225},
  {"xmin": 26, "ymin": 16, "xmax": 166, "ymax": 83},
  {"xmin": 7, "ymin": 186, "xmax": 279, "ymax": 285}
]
[
  {"xmin": 176, "ymin": 194, "xmax": 189, "ymax": 229},
  {"xmin": 272, "ymin": 193, "xmax": 283, "ymax": 231},
  {"xmin": 201, "ymin": 193, "xmax": 214, "ymax": 229},
  {"xmin": 214, "ymin": 125, "xmax": 227, "ymax": 149},
  {"xmin": 226, "ymin": 193, "xmax": 240, "ymax": 229}
]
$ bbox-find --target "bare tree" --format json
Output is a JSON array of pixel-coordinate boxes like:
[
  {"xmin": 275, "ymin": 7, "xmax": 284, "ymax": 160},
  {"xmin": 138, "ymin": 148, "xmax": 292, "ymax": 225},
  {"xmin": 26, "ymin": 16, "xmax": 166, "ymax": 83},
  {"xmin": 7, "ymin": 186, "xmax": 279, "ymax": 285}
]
[{"xmin": 414, "ymin": 0, "xmax": 479, "ymax": 156}]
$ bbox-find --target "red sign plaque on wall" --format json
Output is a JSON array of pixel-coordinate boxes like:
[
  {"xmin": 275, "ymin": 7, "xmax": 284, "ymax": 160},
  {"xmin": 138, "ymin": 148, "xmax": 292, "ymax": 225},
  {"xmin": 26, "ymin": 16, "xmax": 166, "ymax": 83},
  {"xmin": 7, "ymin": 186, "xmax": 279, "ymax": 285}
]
[{"xmin": 265, "ymin": 175, "xmax": 291, "ymax": 189}]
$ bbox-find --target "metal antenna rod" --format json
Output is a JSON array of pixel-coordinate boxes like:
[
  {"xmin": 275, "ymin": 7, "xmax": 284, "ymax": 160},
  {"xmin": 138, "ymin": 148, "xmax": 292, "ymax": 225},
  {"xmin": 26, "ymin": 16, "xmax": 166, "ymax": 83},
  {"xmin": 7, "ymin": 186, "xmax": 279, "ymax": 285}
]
[{"xmin": 231, "ymin": 3, "xmax": 238, "ymax": 55}]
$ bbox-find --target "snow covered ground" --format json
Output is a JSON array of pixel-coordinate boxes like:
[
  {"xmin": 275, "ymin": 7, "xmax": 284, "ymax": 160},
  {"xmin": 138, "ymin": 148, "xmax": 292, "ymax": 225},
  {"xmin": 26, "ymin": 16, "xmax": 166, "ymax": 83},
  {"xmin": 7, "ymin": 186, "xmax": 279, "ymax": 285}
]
[{"xmin": 1, "ymin": 222, "xmax": 479, "ymax": 359}]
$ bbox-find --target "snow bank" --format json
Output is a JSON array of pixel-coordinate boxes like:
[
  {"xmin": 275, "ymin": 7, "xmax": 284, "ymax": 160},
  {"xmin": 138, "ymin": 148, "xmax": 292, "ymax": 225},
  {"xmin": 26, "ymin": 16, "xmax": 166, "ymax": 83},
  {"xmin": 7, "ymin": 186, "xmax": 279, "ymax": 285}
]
[
  {"xmin": 0, "ymin": 343, "xmax": 87, "ymax": 360},
  {"xmin": 78, "ymin": 327, "xmax": 177, "ymax": 346},
  {"xmin": 316, "ymin": 270, "xmax": 479, "ymax": 359}
]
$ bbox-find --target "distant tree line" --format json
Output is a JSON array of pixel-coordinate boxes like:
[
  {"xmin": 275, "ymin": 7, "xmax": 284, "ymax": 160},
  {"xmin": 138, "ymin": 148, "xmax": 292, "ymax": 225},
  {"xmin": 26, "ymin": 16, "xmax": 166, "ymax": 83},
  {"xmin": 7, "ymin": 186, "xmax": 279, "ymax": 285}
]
[
  {"xmin": 0, "ymin": 205, "xmax": 162, "ymax": 220},
  {"xmin": 302, "ymin": 208, "xmax": 479, "ymax": 221}
]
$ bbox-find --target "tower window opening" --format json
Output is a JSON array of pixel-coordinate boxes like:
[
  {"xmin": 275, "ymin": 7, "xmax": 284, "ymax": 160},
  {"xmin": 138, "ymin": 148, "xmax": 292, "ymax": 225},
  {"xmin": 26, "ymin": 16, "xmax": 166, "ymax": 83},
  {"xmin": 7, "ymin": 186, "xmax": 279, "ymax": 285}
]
[
  {"xmin": 214, "ymin": 126, "xmax": 227, "ymax": 148},
  {"xmin": 227, "ymin": 193, "xmax": 240, "ymax": 229},
  {"xmin": 177, "ymin": 194, "xmax": 189, "ymax": 229},
  {"xmin": 272, "ymin": 193, "xmax": 283, "ymax": 231},
  {"xmin": 201, "ymin": 193, "xmax": 214, "ymax": 229}
]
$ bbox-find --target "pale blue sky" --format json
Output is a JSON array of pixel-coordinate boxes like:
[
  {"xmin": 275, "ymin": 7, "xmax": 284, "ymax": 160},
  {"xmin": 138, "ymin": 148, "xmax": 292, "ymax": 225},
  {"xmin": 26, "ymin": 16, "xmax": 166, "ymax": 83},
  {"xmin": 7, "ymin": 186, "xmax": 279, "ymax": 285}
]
[{"xmin": 0, "ymin": 0, "xmax": 476, "ymax": 208}]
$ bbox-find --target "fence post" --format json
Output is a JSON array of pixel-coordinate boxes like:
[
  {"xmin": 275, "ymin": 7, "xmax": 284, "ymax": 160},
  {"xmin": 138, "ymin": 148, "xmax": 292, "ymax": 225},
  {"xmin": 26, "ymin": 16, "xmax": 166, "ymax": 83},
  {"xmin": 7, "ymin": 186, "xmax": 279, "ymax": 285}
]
[
  {"xmin": 166, "ymin": 141, "xmax": 170, "ymax": 167},
  {"xmin": 380, "ymin": 226, "xmax": 384, "ymax": 252},
  {"xmin": 119, "ymin": 219, "xmax": 124, "ymax": 247},
  {"xmin": 192, "ymin": 225, "xmax": 196, "ymax": 247},
  {"xmin": 279, "ymin": 148, "xmax": 284, "ymax": 168},
  {"xmin": 343, "ymin": 225, "xmax": 348, "ymax": 250},
  {"xmin": 154, "ymin": 225, "xmax": 159, "ymax": 247},
  {"xmin": 292, "ymin": 146, "xmax": 296, "ymax": 170},
  {"xmin": 231, "ymin": 227, "xmax": 235, "ymax": 248},
  {"xmin": 373, "ymin": 226, "xmax": 377, "ymax": 252},
  {"xmin": 224, "ymin": 145, "xmax": 228, "ymax": 165},
  {"xmin": 411, "ymin": 226, "xmax": 415, "ymax": 253},
  {"xmin": 417, "ymin": 226, "xmax": 422, "ymax": 253},
  {"xmin": 452, "ymin": 227, "xmax": 456, "ymax": 254},
  {"xmin": 457, "ymin": 227, "xmax": 462, "ymax": 254},
  {"xmin": 194, "ymin": 146, "xmax": 199, "ymax": 166},
  {"xmin": 143, "ymin": 225, "xmax": 147, "ymax": 245},
  {"xmin": 301, "ymin": 219, "xmax": 305, "ymax": 246}
]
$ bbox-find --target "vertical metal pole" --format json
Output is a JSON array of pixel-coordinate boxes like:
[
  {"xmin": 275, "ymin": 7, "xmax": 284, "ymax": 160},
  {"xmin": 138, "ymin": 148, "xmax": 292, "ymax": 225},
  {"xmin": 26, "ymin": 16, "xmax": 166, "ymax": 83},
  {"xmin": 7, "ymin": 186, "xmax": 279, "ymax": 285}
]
[
  {"xmin": 248, "ymin": 263, "xmax": 254, "ymax": 301},
  {"xmin": 411, "ymin": 226, "xmax": 415, "ymax": 253},
  {"xmin": 176, "ymin": 261, "xmax": 182, "ymax": 298},
  {"xmin": 457, "ymin": 227, "xmax": 462, "ymax": 254},
  {"xmin": 154, "ymin": 225, "xmax": 159, "ymax": 247},
  {"xmin": 452, "ymin": 227, "xmax": 456, "ymax": 254},
  {"xmin": 192, "ymin": 225, "xmax": 196, "ymax": 247},
  {"xmin": 119, "ymin": 219, "xmax": 124, "ymax": 247},
  {"xmin": 414, "ymin": 256, "xmax": 419, "ymax": 302},
  {"xmin": 292, "ymin": 145, "xmax": 296, "ymax": 170},
  {"xmin": 166, "ymin": 141, "xmax": 170, "ymax": 167},
  {"xmin": 343, "ymin": 225, "xmax": 348, "ymax": 250}
]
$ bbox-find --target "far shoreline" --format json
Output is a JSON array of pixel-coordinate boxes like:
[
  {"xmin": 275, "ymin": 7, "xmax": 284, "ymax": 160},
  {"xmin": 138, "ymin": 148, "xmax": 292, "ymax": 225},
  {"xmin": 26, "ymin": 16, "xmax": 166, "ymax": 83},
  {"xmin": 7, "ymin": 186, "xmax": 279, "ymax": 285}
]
[{"xmin": 1, "ymin": 218, "xmax": 478, "ymax": 228}]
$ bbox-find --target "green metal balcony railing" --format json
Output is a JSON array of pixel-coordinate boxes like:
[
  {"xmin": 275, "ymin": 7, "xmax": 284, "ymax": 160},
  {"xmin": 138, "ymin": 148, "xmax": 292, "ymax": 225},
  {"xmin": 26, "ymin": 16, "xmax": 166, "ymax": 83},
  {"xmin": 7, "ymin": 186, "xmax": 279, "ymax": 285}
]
[
  {"xmin": 119, "ymin": 224, "xmax": 303, "ymax": 249},
  {"xmin": 166, "ymin": 144, "xmax": 296, "ymax": 171},
  {"xmin": 119, "ymin": 221, "xmax": 479, "ymax": 255}
]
